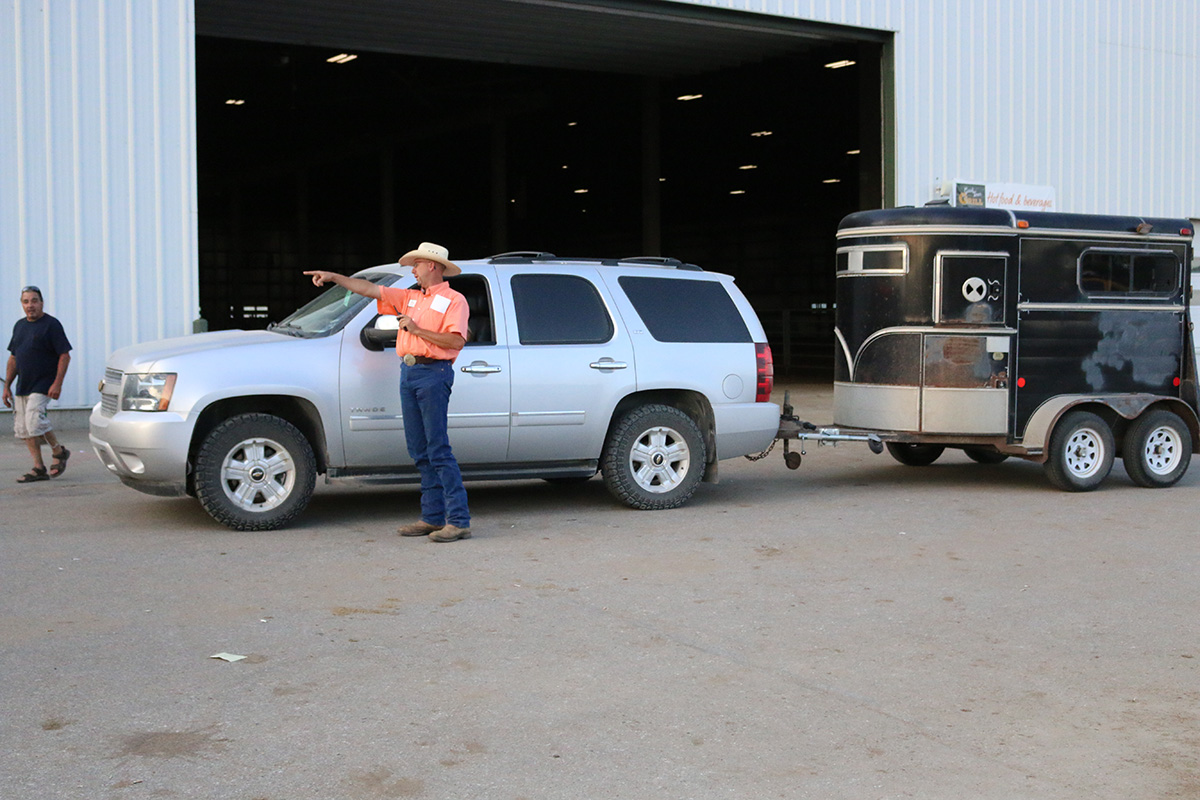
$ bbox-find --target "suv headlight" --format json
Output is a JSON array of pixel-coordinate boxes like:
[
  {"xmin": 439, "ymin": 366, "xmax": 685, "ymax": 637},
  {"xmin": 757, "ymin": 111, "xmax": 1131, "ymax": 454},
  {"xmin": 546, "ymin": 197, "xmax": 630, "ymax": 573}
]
[{"xmin": 121, "ymin": 373, "xmax": 177, "ymax": 412}]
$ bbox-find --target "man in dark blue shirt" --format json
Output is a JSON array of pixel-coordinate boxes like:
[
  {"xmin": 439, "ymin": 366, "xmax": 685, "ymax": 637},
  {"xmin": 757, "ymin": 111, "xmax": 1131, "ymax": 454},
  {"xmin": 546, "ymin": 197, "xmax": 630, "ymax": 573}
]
[{"xmin": 4, "ymin": 286, "xmax": 73, "ymax": 482}]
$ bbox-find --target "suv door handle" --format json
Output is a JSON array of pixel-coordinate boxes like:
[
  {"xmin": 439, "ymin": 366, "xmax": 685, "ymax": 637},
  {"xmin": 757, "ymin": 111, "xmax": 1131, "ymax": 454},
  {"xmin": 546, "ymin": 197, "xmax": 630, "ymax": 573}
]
[
  {"xmin": 461, "ymin": 363, "xmax": 502, "ymax": 374},
  {"xmin": 589, "ymin": 360, "xmax": 628, "ymax": 370}
]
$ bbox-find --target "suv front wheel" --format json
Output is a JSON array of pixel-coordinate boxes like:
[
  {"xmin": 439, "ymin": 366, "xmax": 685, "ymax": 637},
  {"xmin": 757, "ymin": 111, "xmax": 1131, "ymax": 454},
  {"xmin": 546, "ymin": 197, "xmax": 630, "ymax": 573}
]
[
  {"xmin": 194, "ymin": 413, "xmax": 317, "ymax": 530},
  {"xmin": 602, "ymin": 404, "xmax": 706, "ymax": 510}
]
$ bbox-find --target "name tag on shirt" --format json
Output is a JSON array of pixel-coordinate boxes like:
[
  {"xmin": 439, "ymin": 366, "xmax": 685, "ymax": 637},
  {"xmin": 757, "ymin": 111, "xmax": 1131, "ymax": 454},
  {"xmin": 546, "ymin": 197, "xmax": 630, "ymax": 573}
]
[
  {"xmin": 430, "ymin": 294, "xmax": 451, "ymax": 313},
  {"xmin": 407, "ymin": 299, "xmax": 417, "ymax": 308}
]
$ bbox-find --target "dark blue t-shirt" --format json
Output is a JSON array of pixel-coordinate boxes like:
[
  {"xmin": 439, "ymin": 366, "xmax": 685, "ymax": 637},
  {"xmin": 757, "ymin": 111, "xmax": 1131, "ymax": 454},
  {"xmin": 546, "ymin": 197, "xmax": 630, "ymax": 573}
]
[{"xmin": 7, "ymin": 314, "xmax": 72, "ymax": 396}]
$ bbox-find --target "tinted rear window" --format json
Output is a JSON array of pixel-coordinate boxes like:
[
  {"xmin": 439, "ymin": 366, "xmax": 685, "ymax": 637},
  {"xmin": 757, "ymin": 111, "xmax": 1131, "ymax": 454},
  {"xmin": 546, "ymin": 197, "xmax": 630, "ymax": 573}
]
[
  {"xmin": 511, "ymin": 274, "xmax": 614, "ymax": 344},
  {"xmin": 618, "ymin": 276, "xmax": 752, "ymax": 343}
]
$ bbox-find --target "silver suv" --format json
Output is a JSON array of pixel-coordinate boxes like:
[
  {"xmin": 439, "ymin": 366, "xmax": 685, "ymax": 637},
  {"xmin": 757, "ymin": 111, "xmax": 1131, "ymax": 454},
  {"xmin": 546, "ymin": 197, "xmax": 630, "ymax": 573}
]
[{"xmin": 89, "ymin": 253, "xmax": 780, "ymax": 530}]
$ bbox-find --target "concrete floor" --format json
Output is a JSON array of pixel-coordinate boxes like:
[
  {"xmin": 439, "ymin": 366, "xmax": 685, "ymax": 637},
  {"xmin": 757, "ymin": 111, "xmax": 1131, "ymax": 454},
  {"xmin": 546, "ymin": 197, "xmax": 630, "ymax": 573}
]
[{"xmin": 2, "ymin": 383, "xmax": 1198, "ymax": 799}]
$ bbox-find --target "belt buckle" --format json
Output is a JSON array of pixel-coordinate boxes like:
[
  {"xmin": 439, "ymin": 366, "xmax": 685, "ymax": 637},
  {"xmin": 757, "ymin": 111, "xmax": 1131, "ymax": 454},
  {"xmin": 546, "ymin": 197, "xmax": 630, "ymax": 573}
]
[{"xmin": 403, "ymin": 354, "xmax": 416, "ymax": 366}]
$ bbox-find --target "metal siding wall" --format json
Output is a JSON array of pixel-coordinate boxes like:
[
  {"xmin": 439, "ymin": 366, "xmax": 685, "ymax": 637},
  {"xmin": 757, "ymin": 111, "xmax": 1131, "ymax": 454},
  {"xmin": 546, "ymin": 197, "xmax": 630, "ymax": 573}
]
[
  {"xmin": 674, "ymin": 0, "xmax": 1200, "ymax": 216},
  {"xmin": 1, "ymin": 0, "xmax": 197, "ymax": 410}
]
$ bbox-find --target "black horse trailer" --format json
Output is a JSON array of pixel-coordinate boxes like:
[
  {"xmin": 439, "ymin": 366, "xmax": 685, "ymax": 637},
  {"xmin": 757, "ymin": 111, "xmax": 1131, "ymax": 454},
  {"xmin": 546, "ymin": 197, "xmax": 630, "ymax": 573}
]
[{"xmin": 776, "ymin": 205, "xmax": 1199, "ymax": 491}]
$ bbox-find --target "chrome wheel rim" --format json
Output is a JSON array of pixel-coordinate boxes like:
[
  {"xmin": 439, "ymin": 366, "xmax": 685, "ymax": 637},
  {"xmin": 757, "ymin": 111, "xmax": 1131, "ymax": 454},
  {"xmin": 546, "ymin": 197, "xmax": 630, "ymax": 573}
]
[
  {"xmin": 629, "ymin": 425, "xmax": 691, "ymax": 494},
  {"xmin": 1142, "ymin": 425, "xmax": 1183, "ymax": 476},
  {"xmin": 1064, "ymin": 427, "xmax": 1105, "ymax": 478},
  {"xmin": 221, "ymin": 436, "xmax": 297, "ymax": 512}
]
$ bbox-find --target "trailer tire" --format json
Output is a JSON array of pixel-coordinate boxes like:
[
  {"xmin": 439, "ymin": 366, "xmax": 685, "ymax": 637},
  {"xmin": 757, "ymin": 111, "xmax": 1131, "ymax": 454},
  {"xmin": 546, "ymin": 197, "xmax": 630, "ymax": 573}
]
[
  {"xmin": 602, "ymin": 404, "xmax": 705, "ymax": 510},
  {"xmin": 964, "ymin": 446, "xmax": 1009, "ymax": 464},
  {"xmin": 195, "ymin": 413, "xmax": 316, "ymax": 530},
  {"xmin": 885, "ymin": 442, "xmax": 944, "ymax": 466},
  {"xmin": 1044, "ymin": 410, "xmax": 1113, "ymax": 492},
  {"xmin": 1122, "ymin": 409, "xmax": 1191, "ymax": 488}
]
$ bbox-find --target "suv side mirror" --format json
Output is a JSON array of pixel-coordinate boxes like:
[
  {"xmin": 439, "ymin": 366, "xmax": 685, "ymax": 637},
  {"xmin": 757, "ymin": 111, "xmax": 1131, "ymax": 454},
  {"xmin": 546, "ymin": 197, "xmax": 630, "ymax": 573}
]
[{"xmin": 360, "ymin": 314, "xmax": 399, "ymax": 351}]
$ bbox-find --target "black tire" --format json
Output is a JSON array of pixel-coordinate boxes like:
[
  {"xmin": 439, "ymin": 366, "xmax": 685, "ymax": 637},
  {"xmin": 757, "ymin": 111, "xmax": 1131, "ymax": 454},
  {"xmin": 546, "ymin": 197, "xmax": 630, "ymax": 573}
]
[
  {"xmin": 885, "ymin": 442, "xmax": 945, "ymax": 466},
  {"xmin": 1043, "ymin": 410, "xmax": 1114, "ymax": 492},
  {"xmin": 194, "ymin": 413, "xmax": 316, "ymax": 530},
  {"xmin": 601, "ymin": 404, "xmax": 705, "ymax": 510},
  {"xmin": 1122, "ymin": 409, "xmax": 1192, "ymax": 488},
  {"xmin": 964, "ymin": 446, "xmax": 1009, "ymax": 464}
]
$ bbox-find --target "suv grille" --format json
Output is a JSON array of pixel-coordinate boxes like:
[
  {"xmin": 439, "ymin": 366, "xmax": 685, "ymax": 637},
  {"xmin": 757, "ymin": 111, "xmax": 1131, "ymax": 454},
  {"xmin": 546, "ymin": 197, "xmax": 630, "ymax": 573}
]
[{"xmin": 100, "ymin": 368, "xmax": 123, "ymax": 416}]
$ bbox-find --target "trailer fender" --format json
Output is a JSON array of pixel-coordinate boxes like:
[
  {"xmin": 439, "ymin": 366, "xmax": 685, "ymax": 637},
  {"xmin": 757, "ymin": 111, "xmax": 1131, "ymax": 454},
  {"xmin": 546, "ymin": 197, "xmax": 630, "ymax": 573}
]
[{"xmin": 1021, "ymin": 394, "xmax": 1200, "ymax": 460}]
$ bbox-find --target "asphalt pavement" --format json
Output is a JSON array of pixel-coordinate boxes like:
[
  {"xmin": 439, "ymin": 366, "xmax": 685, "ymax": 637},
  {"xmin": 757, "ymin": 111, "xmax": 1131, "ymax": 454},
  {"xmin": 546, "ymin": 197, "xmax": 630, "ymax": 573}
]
[{"xmin": 2, "ymin": 383, "xmax": 1198, "ymax": 799}]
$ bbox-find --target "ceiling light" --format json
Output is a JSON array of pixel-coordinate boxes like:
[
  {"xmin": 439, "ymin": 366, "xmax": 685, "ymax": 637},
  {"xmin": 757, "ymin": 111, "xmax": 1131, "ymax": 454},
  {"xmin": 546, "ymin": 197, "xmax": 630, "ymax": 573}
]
[
  {"xmin": 676, "ymin": 94, "xmax": 703, "ymax": 101},
  {"xmin": 846, "ymin": 149, "xmax": 861, "ymax": 155},
  {"xmin": 730, "ymin": 190, "xmax": 746, "ymax": 195},
  {"xmin": 738, "ymin": 165, "xmax": 758, "ymax": 170},
  {"xmin": 574, "ymin": 189, "xmax": 589, "ymax": 194},
  {"xmin": 822, "ymin": 178, "xmax": 841, "ymax": 184},
  {"xmin": 327, "ymin": 53, "xmax": 357, "ymax": 64},
  {"xmin": 567, "ymin": 122, "xmax": 578, "ymax": 127},
  {"xmin": 224, "ymin": 99, "xmax": 245, "ymax": 105},
  {"xmin": 824, "ymin": 59, "xmax": 856, "ymax": 69},
  {"xmin": 750, "ymin": 130, "xmax": 772, "ymax": 137}
]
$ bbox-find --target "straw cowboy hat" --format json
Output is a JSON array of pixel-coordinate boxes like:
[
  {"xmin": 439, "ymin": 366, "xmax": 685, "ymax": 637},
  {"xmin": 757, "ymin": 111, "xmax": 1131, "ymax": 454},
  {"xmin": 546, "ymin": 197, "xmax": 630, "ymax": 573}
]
[{"xmin": 399, "ymin": 242, "xmax": 460, "ymax": 276}]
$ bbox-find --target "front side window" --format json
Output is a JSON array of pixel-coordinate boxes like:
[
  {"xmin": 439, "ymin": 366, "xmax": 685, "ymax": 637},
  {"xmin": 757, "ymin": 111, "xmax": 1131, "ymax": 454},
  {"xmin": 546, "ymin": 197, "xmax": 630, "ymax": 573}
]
[
  {"xmin": 617, "ymin": 276, "xmax": 751, "ymax": 343},
  {"xmin": 511, "ymin": 274, "xmax": 614, "ymax": 345},
  {"xmin": 1079, "ymin": 249, "xmax": 1179, "ymax": 296},
  {"xmin": 273, "ymin": 272, "xmax": 400, "ymax": 337}
]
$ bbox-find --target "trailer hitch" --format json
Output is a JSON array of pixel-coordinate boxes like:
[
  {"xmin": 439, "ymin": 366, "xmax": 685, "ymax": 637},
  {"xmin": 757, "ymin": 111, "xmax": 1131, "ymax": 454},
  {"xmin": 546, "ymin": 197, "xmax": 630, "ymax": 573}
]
[{"xmin": 773, "ymin": 390, "xmax": 885, "ymax": 468}]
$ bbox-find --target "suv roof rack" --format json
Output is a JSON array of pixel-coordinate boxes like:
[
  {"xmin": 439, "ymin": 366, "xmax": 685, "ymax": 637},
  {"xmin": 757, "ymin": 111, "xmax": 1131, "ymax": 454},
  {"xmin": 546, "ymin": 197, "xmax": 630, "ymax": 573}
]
[
  {"xmin": 484, "ymin": 252, "xmax": 703, "ymax": 271},
  {"xmin": 616, "ymin": 256, "xmax": 702, "ymax": 271},
  {"xmin": 487, "ymin": 251, "xmax": 557, "ymax": 263}
]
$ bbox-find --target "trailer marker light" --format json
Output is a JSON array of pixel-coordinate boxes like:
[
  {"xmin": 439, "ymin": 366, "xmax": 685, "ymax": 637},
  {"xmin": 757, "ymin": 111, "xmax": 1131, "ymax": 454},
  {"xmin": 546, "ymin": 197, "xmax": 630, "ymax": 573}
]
[
  {"xmin": 1016, "ymin": 220, "xmax": 1030, "ymax": 229},
  {"xmin": 1182, "ymin": 228, "xmax": 1193, "ymax": 236},
  {"xmin": 1017, "ymin": 377, "xmax": 1026, "ymax": 388},
  {"xmin": 1174, "ymin": 377, "xmax": 1182, "ymax": 387}
]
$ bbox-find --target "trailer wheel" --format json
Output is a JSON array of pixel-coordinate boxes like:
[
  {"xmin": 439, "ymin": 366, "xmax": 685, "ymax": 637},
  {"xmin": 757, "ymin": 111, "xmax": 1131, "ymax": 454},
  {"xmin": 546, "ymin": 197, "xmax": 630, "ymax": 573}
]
[
  {"xmin": 1122, "ymin": 409, "xmax": 1191, "ymax": 488},
  {"xmin": 1043, "ymin": 410, "xmax": 1113, "ymax": 492},
  {"xmin": 601, "ymin": 404, "xmax": 705, "ymax": 510},
  {"xmin": 194, "ymin": 413, "xmax": 316, "ymax": 530},
  {"xmin": 964, "ymin": 446, "xmax": 1009, "ymax": 464},
  {"xmin": 885, "ymin": 442, "xmax": 945, "ymax": 466}
]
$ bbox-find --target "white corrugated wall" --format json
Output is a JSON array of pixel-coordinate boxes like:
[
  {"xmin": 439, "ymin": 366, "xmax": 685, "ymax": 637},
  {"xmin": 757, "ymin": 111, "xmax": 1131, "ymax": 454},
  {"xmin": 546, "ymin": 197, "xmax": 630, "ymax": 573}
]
[
  {"xmin": 676, "ymin": 0, "xmax": 1200, "ymax": 216},
  {"xmin": 3, "ymin": 1, "xmax": 1197, "ymax": 410},
  {"xmin": 1, "ymin": 0, "xmax": 197, "ymax": 410}
]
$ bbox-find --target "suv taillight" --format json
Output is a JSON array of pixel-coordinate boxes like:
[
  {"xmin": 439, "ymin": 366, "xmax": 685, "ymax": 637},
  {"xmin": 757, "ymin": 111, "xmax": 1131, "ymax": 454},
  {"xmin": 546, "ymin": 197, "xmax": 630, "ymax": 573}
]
[{"xmin": 755, "ymin": 343, "xmax": 774, "ymax": 402}]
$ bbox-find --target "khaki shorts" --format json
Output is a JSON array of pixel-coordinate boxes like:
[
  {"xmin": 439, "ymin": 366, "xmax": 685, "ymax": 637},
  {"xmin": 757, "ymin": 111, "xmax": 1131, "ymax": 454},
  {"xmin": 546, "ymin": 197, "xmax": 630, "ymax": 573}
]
[{"xmin": 13, "ymin": 393, "xmax": 53, "ymax": 439}]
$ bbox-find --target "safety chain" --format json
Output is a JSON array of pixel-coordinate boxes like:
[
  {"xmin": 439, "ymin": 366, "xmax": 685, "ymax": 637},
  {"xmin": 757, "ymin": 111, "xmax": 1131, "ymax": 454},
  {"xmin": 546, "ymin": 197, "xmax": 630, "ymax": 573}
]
[{"xmin": 743, "ymin": 438, "xmax": 780, "ymax": 462}]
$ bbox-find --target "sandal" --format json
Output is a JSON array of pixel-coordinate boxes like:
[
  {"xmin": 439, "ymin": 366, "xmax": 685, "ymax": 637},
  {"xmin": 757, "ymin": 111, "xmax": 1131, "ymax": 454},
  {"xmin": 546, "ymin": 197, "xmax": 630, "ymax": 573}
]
[
  {"xmin": 50, "ymin": 447, "xmax": 71, "ymax": 478},
  {"xmin": 17, "ymin": 467, "xmax": 49, "ymax": 483}
]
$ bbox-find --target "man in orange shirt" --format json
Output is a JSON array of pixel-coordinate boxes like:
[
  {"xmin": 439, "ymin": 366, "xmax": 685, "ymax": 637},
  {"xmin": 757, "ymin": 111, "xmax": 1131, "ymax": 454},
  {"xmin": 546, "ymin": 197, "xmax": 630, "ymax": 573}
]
[{"xmin": 304, "ymin": 242, "xmax": 472, "ymax": 542}]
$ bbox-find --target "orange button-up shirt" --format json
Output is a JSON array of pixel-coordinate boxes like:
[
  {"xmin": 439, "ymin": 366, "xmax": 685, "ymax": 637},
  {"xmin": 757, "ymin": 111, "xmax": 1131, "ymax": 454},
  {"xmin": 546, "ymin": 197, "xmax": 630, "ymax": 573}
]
[{"xmin": 377, "ymin": 282, "xmax": 469, "ymax": 363}]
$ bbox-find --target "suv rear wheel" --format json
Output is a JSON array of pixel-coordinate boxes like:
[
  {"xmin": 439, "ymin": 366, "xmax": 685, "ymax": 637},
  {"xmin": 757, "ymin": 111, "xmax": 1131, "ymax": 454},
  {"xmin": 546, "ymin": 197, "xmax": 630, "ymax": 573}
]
[
  {"xmin": 195, "ymin": 413, "xmax": 316, "ymax": 530},
  {"xmin": 602, "ymin": 404, "xmax": 705, "ymax": 510}
]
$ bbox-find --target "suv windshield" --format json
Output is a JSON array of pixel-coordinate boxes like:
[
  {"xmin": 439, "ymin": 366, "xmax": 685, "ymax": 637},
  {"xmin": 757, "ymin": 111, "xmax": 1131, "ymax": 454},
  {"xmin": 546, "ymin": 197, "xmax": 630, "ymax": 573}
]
[{"xmin": 271, "ymin": 272, "xmax": 400, "ymax": 336}]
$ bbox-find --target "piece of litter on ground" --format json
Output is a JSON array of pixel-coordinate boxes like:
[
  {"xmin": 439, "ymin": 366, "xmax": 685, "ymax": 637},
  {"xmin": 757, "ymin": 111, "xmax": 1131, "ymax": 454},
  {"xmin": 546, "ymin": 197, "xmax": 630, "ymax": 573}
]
[{"xmin": 210, "ymin": 652, "xmax": 247, "ymax": 662}]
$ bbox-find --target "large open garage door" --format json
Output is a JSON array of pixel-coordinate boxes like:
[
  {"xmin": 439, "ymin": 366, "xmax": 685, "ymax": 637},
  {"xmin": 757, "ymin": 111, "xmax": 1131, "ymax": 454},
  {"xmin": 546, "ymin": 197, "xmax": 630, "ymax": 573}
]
[{"xmin": 195, "ymin": 0, "xmax": 890, "ymax": 375}]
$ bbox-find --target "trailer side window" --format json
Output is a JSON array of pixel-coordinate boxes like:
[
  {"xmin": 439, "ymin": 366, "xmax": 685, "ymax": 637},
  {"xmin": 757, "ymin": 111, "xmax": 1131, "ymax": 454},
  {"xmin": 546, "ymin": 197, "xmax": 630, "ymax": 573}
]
[
  {"xmin": 1078, "ymin": 250, "xmax": 1179, "ymax": 296},
  {"xmin": 836, "ymin": 245, "xmax": 908, "ymax": 275}
]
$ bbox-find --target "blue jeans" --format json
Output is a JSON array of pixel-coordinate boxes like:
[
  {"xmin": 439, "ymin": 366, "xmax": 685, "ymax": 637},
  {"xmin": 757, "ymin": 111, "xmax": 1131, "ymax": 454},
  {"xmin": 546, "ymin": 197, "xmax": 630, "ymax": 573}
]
[{"xmin": 399, "ymin": 361, "xmax": 470, "ymax": 528}]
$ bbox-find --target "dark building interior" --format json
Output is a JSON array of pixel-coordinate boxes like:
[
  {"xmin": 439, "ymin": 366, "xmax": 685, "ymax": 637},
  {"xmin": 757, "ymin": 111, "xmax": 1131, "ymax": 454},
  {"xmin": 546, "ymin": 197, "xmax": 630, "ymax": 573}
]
[{"xmin": 194, "ymin": 1, "xmax": 887, "ymax": 375}]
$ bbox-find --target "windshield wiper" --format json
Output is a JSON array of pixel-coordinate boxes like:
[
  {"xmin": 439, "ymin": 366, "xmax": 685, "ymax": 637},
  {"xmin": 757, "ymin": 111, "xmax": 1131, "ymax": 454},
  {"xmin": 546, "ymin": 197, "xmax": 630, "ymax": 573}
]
[{"xmin": 268, "ymin": 321, "xmax": 304, "ymax": 337}]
